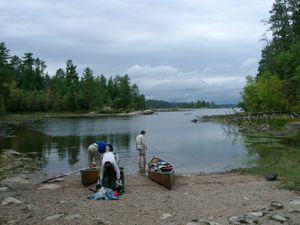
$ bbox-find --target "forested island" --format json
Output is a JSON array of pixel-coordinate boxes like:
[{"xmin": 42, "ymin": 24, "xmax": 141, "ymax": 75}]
[
  {"xmin": 145, "ymin": 99, "xmax": 217, "ymax": 109},
  {"xmin": 0, "ymin": 44, "xmax": 146, "ymax": 114},
  {"xmin": 0, "ymin": 42, "xmax": 218, "ymax": 116}
]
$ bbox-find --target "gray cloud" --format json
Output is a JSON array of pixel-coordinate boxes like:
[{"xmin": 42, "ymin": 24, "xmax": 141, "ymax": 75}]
[
  {"xmin": 0, "ymin": 0, "xmax": 274, "ymax": 103},
  {"xmin": 127, "ymin": 64, "xmax": 245, "ymax": 103}
]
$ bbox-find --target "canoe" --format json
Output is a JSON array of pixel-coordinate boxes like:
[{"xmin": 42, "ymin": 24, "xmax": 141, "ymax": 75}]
[
  {"xmin": 147, "ymin": 156, "xmax": 175, "ymax": 190},
  {"xmin": 81, "ymin": 168, "xmax": 99, "ymax": 186}
]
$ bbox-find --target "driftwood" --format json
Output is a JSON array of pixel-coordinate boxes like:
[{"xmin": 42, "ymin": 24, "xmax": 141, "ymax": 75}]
[{"xmin": 225, "ymin": 111, "xmax": 299, "ymax": 124}]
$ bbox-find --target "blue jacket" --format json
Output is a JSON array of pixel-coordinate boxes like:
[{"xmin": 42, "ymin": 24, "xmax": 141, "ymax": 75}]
[{"xmin": 95, "ymin": 141, "xmax": 107, "ymax": 154}]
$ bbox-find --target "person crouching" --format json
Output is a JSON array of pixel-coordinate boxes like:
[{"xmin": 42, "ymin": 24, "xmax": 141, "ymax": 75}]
[{"xmin": 99, "ymin": 146, "xmax": 122, "ymax": 190}]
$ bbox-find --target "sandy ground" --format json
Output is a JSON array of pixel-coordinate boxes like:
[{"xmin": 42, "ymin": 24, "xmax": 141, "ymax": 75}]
[{"xmin": 1, "ymin": 171, "xmax": 300, "ymax": 225}]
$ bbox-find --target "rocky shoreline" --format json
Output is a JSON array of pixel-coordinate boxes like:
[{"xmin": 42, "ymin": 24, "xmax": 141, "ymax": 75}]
[
  {"xmin": 1, "ymin": 172, "xmax": 300, "ymax": 224},
  {"xmin": 0, "ymin": 150, "xmax": 299, "ymax": 225},
  {"xmin": 0, "ymin": 149, "xmax": 39, "ymax": 181}
]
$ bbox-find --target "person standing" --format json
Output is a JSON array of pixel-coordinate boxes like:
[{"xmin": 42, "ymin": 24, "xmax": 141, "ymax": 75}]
[
  {"xmin": 87, "ymin": 141, "xmax": 113, "ymax": 167},
  {"xmin": 136, "ymin": 130, "xmax": 147, "ymax": 169}
]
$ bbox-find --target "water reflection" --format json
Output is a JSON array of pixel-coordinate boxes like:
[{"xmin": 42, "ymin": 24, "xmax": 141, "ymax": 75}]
[{"xmin": 0, "ymin": 109, "xmax": 250, "ymax": 175}]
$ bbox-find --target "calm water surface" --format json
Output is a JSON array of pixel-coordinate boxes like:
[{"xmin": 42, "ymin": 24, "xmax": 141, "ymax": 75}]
[{"xmin": 0, "ymin": 109, "xmax": 251, "ymax": 175}]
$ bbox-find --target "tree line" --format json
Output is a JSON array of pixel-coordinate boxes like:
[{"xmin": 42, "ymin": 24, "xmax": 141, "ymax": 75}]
[
  {"xmin": 239, "ymin": 0, "xmax": 300, "ymax": 112},
  {"xmin": 145, "ymin": 99, "xmax": 217, "ymax": 109},
  {"xmin": 0, "ymin": 42, "xmax": 145, "ymax": 114}
]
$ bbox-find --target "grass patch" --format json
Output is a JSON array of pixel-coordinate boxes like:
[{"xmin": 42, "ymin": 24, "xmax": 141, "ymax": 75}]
[{"xmin": 242, "ymin": 131, "xmax": 300, "ymax": 191}]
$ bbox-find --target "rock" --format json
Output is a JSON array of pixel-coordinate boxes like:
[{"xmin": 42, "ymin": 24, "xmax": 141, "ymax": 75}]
[
  {"xmin": 241, "ymin": 215, "xmax": 258, "ymax": 224},
  {"xmin": 52, "ymin": 177, "xmax": 64, "ymax": 182},
  {"xmin": 102, "ymin": 106, "xmax": 112, "ymax": 112},
  {"xmin": 161, "ymin": 213, "xmax": 172, "ymax": 219},
  {"xmin": 270, "ymin": 214, "xmax": 288, "ymax": 222},
  {"xmin": 142, "ymin": 109, "xmax": 154, "ymax": 115},
  {"xmin": 287, "ymin": 207, "xmax": 300, "ymax": 213},
  {"xmin": 64, "ymin": 214, "xmax": 82, "ymax": 220},
  {"xmin": 248, "ymin": 211, "xmax": 263, "ymax": 217},
  {"xmin": 199, "ymin": 220, "xmax": 221, "ymax": 225},
  {"xmin": 58, "ymin": 200, "xmax": 67, "ymax": 204},
  {"xmin": 228, "ymin": 215, "xmax": 258, "ymax": 225},
  {"xmin": 186, "ymin": 223, "xmax": 199, "ymax": 225},
  {"xmin": 4, "ymin": 150, "xmax": 22, "ymax": 156},
  {"xmin": 0, "ymin": 187, "xmax": 8, "ymax": 191},
  {"xmin": 255, "ymin": 204, "xmax": 267, "ymax": 211},
  {"xmin": 265, "ymin": 172, "xmax": 278, "ymax": 181},
  {"xmin": 2, "ymin": 176, "xmax": 30, "ymax": 184},
  {"xmin": 290, "ymin": 200, "xmax": 300, "ymax": 205},
  {"xmin": 259, "ymin": 124, "xmax": 270, "ymax": 131},
  {"xmin": 284, "ymin": 122, "xmax": 300, "ymax": 132},
  {"xmin": 38, "ymin": 184, "xmax": 61, "ymax": 190},
  {"xmin": 21, "ymin": 203, "xmax": 39, "ymax": 211},
  {"xmin": 271, "ymin": 201, "xmax": 283, "ymax": 209},
  {"xmin": 44, "ymin": 214, "xmax": 64, "ymax": 221},
  {"xmin": 2, "ymin": 197, "xmax": 22, "ymax": 205},
  {"xmin": 228, "ymin": 216, "xmax": 240, "ymax": 224},
  {"xmin": 7, "ymin": 220, "xmax": 20, "ymax": 224}
]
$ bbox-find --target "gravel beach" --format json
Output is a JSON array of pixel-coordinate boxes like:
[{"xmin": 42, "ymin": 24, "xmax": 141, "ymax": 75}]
[{"xmin": 1, "ymin": 171, "xmax": 300, "ymax": 225}]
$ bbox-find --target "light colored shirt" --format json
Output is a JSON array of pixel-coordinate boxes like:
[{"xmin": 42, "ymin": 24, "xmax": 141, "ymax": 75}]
[
  {"xmin": 100, "ymin": 152, "xmax": 120, "ymax": 180},
  {"xmin": 136, "ymin": 134, "xmax": 147, "ymax": 150}
]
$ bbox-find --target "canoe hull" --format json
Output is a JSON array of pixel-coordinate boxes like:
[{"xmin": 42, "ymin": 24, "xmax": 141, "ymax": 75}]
[
  {"xmin": 147, "ymin": 169, "xmax": 175, "ymax": 190},
  {"xmin": 147, "ymin": 156, "xmax": 175, "ymax": 190}
]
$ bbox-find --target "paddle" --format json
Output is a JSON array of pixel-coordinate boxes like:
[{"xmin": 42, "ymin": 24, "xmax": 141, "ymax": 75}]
[{"xmin": 41, "ymin": 167, "xmax": 97, "ymax": 183}]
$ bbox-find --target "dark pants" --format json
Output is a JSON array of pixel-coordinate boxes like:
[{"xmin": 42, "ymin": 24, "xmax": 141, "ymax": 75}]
[{"xmin": 102, "ymin": 167, "xmax": 117, "ymax": 190}]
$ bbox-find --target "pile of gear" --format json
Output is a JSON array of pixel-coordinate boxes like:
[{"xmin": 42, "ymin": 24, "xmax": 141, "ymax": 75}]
[
  {"xmin": 148, "ymin": 160, "xmax": 173, "ymax": 173},
  {"xmin": 87, "ymin": 187, "xmax": 119, "ymax": 200}
]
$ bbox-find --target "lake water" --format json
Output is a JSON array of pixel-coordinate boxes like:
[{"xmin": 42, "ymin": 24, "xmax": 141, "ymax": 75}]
[{"xmin": 0, "ymin": 109, "xmax": 251, "ymax": 176}]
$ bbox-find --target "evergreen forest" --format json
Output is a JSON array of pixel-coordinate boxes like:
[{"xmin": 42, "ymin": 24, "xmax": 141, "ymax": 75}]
[
  {"xmin": 0, "ymin": 43, "xmax": 146, "ymax": 114},
  {"xmin": 239, "ymin": 0, "xmax": 300, "ymax": 112},
  {"xmin": 145, "ymin": 99, "xmax": 217, "ymax": 109}
]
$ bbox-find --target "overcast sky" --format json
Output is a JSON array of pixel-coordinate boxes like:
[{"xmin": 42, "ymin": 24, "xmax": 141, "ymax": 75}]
[{"xmin": 0, "ymin": 0, "xmax": 274, "ymax": 104}]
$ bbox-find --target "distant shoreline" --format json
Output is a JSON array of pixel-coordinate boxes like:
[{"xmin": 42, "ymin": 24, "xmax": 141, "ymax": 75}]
[{"xmin": 0, "ymin": 108, "xmax": 202, "ymax": 123}]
